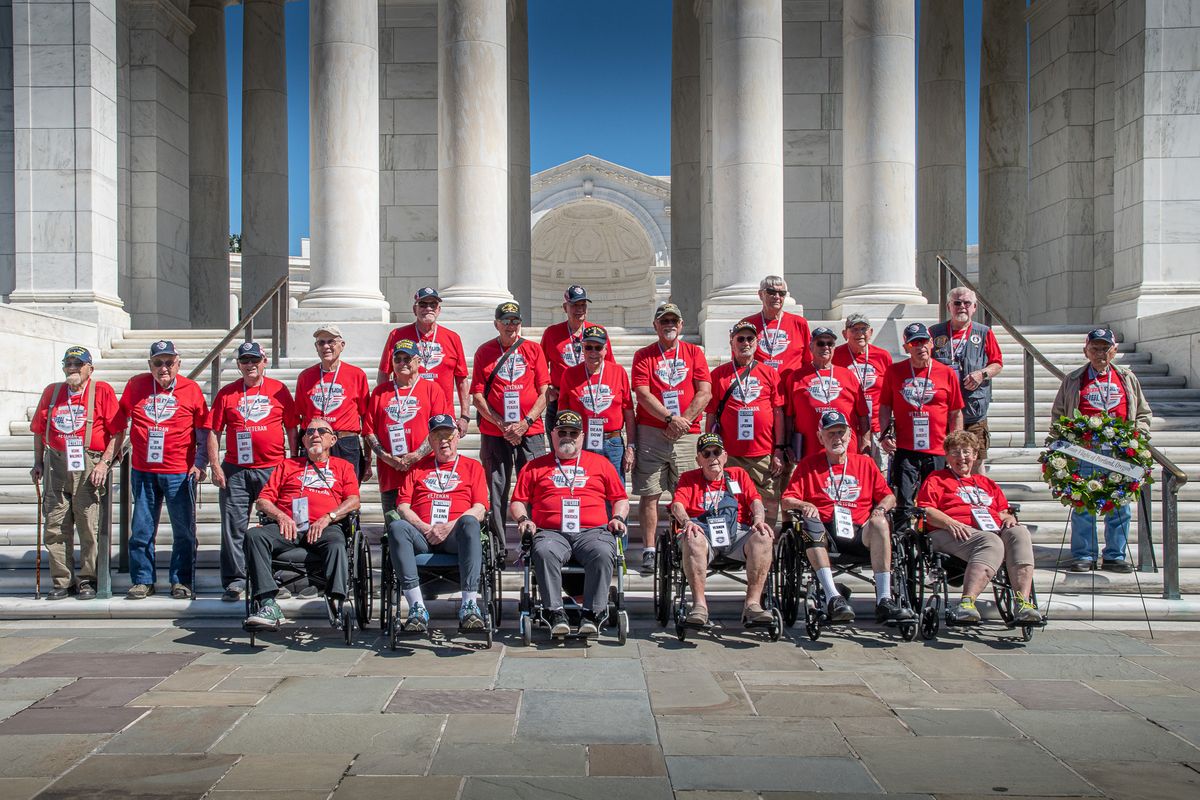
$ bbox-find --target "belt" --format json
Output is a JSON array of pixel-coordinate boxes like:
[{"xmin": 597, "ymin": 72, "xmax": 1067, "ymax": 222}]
[
  {"xmin": 334, "ymin": 430, "xmax": 360, "ymax": 439},
  {"xmin": 603, "ymin": 432, "xmax": 625, "ymax": 441}
]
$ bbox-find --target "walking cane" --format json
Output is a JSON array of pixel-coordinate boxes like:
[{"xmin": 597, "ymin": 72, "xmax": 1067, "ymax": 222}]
[{"xmin": 33, "ymin": 477, "xmax": 43, "ymax": 599}]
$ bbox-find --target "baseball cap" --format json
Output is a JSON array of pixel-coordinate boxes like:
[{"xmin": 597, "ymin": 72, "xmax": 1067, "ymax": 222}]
[
  {"xmin": 428, "ymin": 413, "xmax": 457, "ymax": 432},
  {"xmin": 811, "ymin": 326, "xmax": 837, "ymax": 340},
  {"xmin": 554, "ymin": 410, "xmax": 584, "ymax": 430},
  {"xmin": 392, "ymin": 339, "xmax": 419, "ymax": 358},
  {"xmin": 313, "ymin": 324, "xmax": 343, "ymax": 339},
  {"xmin": 845, "ymin": 312, "xmax": 872, "ymax": 329},
  {"xmin": 495, "ymin": 301, "xmax": 522, "ymax": 321},
  {"xmin": 819, "ymin": 410, "xmax": 850, "ymax": 430},
  {"xmin": 903, "ymin": 322, "xmax": 931, "ymax": 344},
  {"xmin": 62, "ymin": 346, "xmax": 92, "ymax": 365},
  {"xmin": 729, "ymin": 319, "xmax": 757, "ymax": 336},
  {"xmin": 655, "ymin": 302, "xmax": 683, "ymax": 321},
  {"xmin": 1087, "ymin": 327, "xmax": 1116, "ymax": 345},
  {"xmin": 236, "ymin": 341, "xmax": 265, "ymax": 360},
  {"xmin": 149, "ymin": 340, "xmax": 178, "ymax": 357},
  {"xmin": 564, "ymin": 285, "xmax": 590, "ymax": 303},
  {"xmin": 414, "ymin": 287, "xmax": 441, "ymax": 303},
  {"xmin": 581, "ymin": 325, "xmax": 608, "ymax": 343},
  {"xmin": 696, "ymin": 432, "xmax": 725, "ymax": 452}
]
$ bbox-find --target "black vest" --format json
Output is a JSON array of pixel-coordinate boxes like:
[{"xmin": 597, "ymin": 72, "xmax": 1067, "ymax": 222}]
[{"xmin": 930, "ymin": 321, "xmax": 992, "ymax": 424}]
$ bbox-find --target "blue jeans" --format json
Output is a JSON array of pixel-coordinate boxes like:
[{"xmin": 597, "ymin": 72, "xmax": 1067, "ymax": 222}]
[
  {"xmin": 130, "ymin": 469, "xmax": 196, "ymax": 587},
  {"xmin": 1069, "ymin": 458, "xmax": 1130, "ymax": 563},
  {"xmin": 586, "ymin": 434, "xmax": 625, "ymax": 479}
]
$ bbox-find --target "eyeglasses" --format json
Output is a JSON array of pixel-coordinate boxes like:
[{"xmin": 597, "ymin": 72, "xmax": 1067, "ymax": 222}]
[
  {"xmin": 62, "ymin": 359, "xmax": 86, "ymax": 368},
  {"xmin": 813, "ymin": 340, "xmax": 836, "ymax": 348},
  {"xmin": 393, "ymin": 354, "xmax": 414, "ymax": 362},
  {"xmin": 657, "ymin": 317, "xmax": 680, "ymax": 326},
  {"xmin": 763, "ymin": 288, "xmax": 787, "ymax": 297},
  {"xmin": 150, "ymin": 359, "xmax": 176, "ymax": 368},
  {"xmin": 951, "ymin": 300, "xmax": 974, "ymax": 307},
  {"xmin": 417, "ymin": 301, "xmax": 439, "ymax": 309},
  {"xmin": 499, "ymin": 319, "xmax": 521, "ymax": 326},
  {"xmin": 582, "ymin": 344, "xmax": 605, "ymax": 352},
  {"xmin": 557, "ymin": 429, "xmax": 581, "ymax": 439},
  {"xmin": 734, "ymin": 335, "xmax": 757, "ymax": 343},
  {"xmin": 848, "ymin": 325, "xmax": 871, "ymax": 335},
  {"xmin": 237, "ymin": 357, "xmax": 262, "ymax": 365},
  {"xmin": 315, "ymin": 338, "xmax": 340, "ymax": 346},
  {"xmin": 946, "ymin": 448, "xmax": 976, "ymax": 457},
  {"xmin": 700, "ymin": 448, "xmax": 723, "ymax": 458},
  {"xmin": 303, "ymin": 427, "xmax": 332, "ymax": 436}
]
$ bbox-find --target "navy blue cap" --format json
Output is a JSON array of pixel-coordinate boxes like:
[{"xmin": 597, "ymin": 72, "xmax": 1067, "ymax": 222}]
[
  {"xmin": 392, "ymin": 338, "xmax": 419, "ymax": 357},
  {"xmin": 811, "ymin": 326, "xmax": 837, "ymax": 340},
  {"xmin": 697, "ymin": 432, "xmax": 725, "ymax": 452},
  {"xmin": 564, "ymin": 285, "xmax": 590, "ymax": 303},
  {"xmin": 581, "ymin": 325, "xmax": 607, "ymax": 343},
  {"xmin": 903, "ymin": 322, "xmax": 931, "ymax": 344},
  {"xmin": 1087, "ymin": 327, "xmax": 1116, "ymax": 345},
  {"xmin": 237, "ymin": 341, "xmax": 264, "ymax": 359},
  {"xmin": 819, "ymin": 410, "xmax": 850, "ymax": 430},
  {"xmin": 62, "ymin": 346, "xmax": 92, "ymax": 365},
  {"xmin": 554, "ymin": 410, "xmax": 584, "ymax": 430},
  {"xmin": 495, "ymin": 301, "xmax": 522, "ymax": 320},
  {"xmin": 414, "ymin": 287, "xmax": 440, "ymax": 302},
  {"xmin": 428, "ymin": 413, "xmax": 457, "ymax": 432},
  {"xmin": 149, "ymin": 340, "xmax": 178, "ymax": 357}
]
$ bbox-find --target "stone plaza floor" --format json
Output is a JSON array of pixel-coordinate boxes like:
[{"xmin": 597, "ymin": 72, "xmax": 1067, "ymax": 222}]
[{"xmin": 0, "ymin": 617, "xmax": 1196, "ymax": 799}]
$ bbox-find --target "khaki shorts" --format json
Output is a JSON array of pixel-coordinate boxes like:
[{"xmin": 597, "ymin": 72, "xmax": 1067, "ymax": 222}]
[
  {"xmin": 728, "ymin": 453, "xmax": 781, "ymax": 525},
  {"xmin": 633, "ymin": 425, "xmax": 697, "ymax": 496},
  {"xmin": 965, "ymin": 419, "xmax": 990, "ymax": 463}
]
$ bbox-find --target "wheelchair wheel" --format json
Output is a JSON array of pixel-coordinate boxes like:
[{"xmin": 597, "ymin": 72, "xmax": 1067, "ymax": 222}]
[
  {"xmin": 920, "ymin": 594, "xmax": 942, "ymax": 640},
  {"xmin": 617, "ymin": 609, "xmax": 629, "ymax": 645},
  {"xmin": 379, "ymin": 543, "xmax": 394, "ymax": 642},
  {"xmin": 484, "ymin": 623, "xmax": 494, "ymax": 649},
  {"xmin": 341, "ymin": 604, "xmax": 355, "ymax": 646},
  {"xmin": 675, "ymin": 620, "xmax": 687, "ymax": 642},
  {"xmin": 994, "ymin": 577, "xmax": 1015, "ymax": 626},
  {"xmin": 353, "ymin": 530, "xmax": 372, "ymax": 630},
  {"xmin": 389, "ymin": 614, "xmax": 398, "ymax": 651},
  {"xmin": 653, "ymin": 531, "xmax": 673, "ymax": 627},
  {"xmin": 804, "ymin": 586, "xmax": 821, "ymax": 641},
  {"xmin": 768, "ymin": 607, "xmax": 783, "ymax": 642},
  {"xmin": 899, "ymin": 620, "xmax": 917, "ymax": 641},
  {"xmin": 778, "ymin": 530, "xmax": 800, "ymax": 627}
]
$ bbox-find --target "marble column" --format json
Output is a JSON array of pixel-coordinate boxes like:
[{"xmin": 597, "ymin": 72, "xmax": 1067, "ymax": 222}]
[
  {"xmin": 916, "ymin": 0, "xmax": 965, "ymax": 302},
  {"xmin": 241, "ymin": 0, "xmax": 288, "ymax": 319},
  {"xmin": 437, "ymin": 0, "xmax": 511, "ymax": 321},
  {"xmin": 508, "ymin": 0, "xmax": 532, "ymax": 311},
  {"xmin": 670, "ymin": 0, "xmax": 702, "ymax": 325},
  {"xmin": 978, "ymin": 0, "xmax": 1028, "ymax": 321},
  {"xmin": 302, "ymin": 0, "xmax": 387, "ymax": 312},
  {"xmin": 701, "ymin": 0, "xmax": 783, "ymax": 344},
  {"xmin": 833, "ymin": 0, "xmax": 930, "ymax": 319},
  {"xmin": 189, "ymin": 0, "xmax": 230, "ymax": 328}
]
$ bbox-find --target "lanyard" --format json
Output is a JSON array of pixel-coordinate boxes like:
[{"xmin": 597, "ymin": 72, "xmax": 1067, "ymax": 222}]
[
  {"xmin": 150, "ymin": 378, "xmax": 176, "ymax": 424},
  {"xmin": 730, "ymin": 360, "xmax": 756, "ymax": 402},
  {"xmin": 391, "ymin": 378, "xmax": 420, "ymax": 417},
  {"xmin": 1088, "ymin": 366, "xmax": 1119, "ymax": 408},
  {"xmin": 318, "ymin": 363, "xmax": 341, "ymax": 415},
  {"xmin": 954, "ymin": 473, "xmax": 990, "ymax": 507},
  {"xmin": 813, "ymin": 365, "xmax": 834, "ymax": 404},
  {"xmin": 908, "ymin": 360, "xmax": 931, "ymax": 412},
  {"xmin": 584, "ymin": 361, "xmax": 606, "ymax": 411},
  {"xmin": 658, "ymin": 343, "xmax": 683, "ymax": 384},
  {"xmin": 567, "ymin": 321, "xmax": 585, "ymax": 362},
  {"xmin": 239, "ymin": 378, "xmax": 264, "ymax": 430},
  {"xmin": 703, "ymin": 471, "xmax": 728, "ymax": 513},
  {"xmin": 300, "ymin": 459, "xmax": 333, "ymax": 493},
  {"xmin": 949, "ymin": 323, "xmax": 972, "ymax": 364},
  {"xmin": 759, "ymin": 312, "xmax": 783, "ymax": 356},
  {"xmin": 555, "ymin": 455, "xmax": 581, "ymax": 496},
  {"xmin": 416, "ymin": 324, "xmax": 439, "ymax": 364},
  {"xmin": 432, "ymin": 455, "xmax": 460, "ymax": 493},
  {"xmin": 828, "ymin": 459, "xmax": 849, "ymax": 502},
  {"xmin": 849, "ymin": 346, "xmax": 871, "ymax": 388}
]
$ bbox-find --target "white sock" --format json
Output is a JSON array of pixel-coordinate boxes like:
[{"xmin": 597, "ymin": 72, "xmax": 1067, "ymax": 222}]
[
  {"xmin": 644, "ymin": 547, "xmax": 656, "ymax": 555},
  {"xmin": 876, "ymin": 572, "xmax": 892, "ymax": 602},
  {"xmin": 403, "ymin": 587, "xmax": 424, "ymax": 608},
  {"xmin": 461, "ymin": 590, "xmax": 478, "ymax": 607},
  {"xmin": 816, "ymin": 567, "xmax": 838, "ymax": 600}
]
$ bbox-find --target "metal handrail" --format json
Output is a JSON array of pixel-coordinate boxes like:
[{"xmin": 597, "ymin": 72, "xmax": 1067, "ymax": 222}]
[
  {"xmin": 188, "ymin": 273, "xmax": 290, "ymax": 401},
  {"xmin": 936, "ymin": 255, "xmax": 1186, "ymax": 600}
]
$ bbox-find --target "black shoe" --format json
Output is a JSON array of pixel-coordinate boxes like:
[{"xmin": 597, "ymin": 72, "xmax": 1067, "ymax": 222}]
[
  {"xmin": 549, "ymin": 609, "xmax": 570, "ymax": 637},
  {"xmin": 46, "ymin": 588, "xmax": 70, "ymax": 601},
  {"xmin": 827, "ymin": 594, "xmax": 855, "ymax": 623},
  {"xmin": 875, "ymin": 597, "xmax": 914, "ymax": 623},
  {"xmin": 1069, "ymin": 559, "xmax": 1096, "ymax": 572},
  {"xmin": 76, "ymin": 582, "xmax": 96, "ymax": 600},
  {"xmin": 1102, "ymin": 559, "xmax": 1134, "ymax": 574},
  {"xmin": 640, "ymin": 550, "xmax": 657, "ymax": 576},
  {"xmin": 221, "ymin": 586, "xmax": 245, "ymax": 602},
  {"xmin": 577, "ymin": 611, "xmax": 600, "ymax": 638}
]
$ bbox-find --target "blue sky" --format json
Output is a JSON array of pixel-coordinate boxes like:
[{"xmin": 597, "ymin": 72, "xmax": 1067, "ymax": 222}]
[{"xmin": 226, "ymin": 0, "xmax": 984, "ymax": 255}]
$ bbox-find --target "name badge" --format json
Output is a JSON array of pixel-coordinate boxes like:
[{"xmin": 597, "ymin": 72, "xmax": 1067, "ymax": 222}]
[
  {"xmin": 866, "ymin": 396, "xmax": 874, "ymax": 421},
  {"xmin": 562, "ymin": 498, "xmax": 581, "ymax": 533},
  {"xmin": 971, "ymin": 507, "xmax": 999, "ymax": 532},
  {"xmin": 912, "ymin": 413, "xmax": 931, "ymax": 451},
  {"xmin": 728, "ymin": 479, "xmax": 741, "ymax": 494},
  {"xmin": 586, "ymin": 417, "xmax": 605, "ymax": 451},
  {"xmin": 146, "ymin": 428, "xmax": 166, "ymax": 464},
  {"xmin": 66, "ymin": 436, "xmax": 86, "ymax": 472},
  {"xmin": 430, "ymin": 499, "xmax": 451, "ymax": 525},
  {"xmin": 236, "ymin": 430, "xmax": 254, "ymax": 465},
  {"xmin": 420, "ymin": 373, "xmax": 436, "ymax": 382},
  {"xmin": 503, "ymin": 390, "xmax": 521, "ymax": 423},
  {"xmin": 833, "ymin": 506, "xmax": 855, "ymax": 540},
  {"xmin": 737, "ymin": 407, "xmax": 755, "ymax": 441},
  {"xmin": 387, "ymin": 423, "xmax": 408, "ymax": 455},
  {"xmin": 292, "ymin": 496, "xmax": 310, "ymax": 532},
  {"xmin": 662, "ymin": 390, "xmax": 682, "ymax": 416},
  {"xmin": 708, "ymin": 517, "xmax": 731, "ymax": 548}
]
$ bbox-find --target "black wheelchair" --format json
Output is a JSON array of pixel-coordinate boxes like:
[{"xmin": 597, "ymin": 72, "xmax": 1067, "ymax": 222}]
[
  {"xmin": 652, "ymin": 520, "xmax": 784, "ymax": 642},
  {"xmin": 904, "ymin": 505, "xmax": 1048, "ymax": 642},
  {"xmin": 776, "ymin": 510, "xmax": 917, "ymax": 641},
  {"xmin": 243, "ymin": 510, "xmax": 372, "ymax": 647},
  {"xmin": 378, "ymin": 512, "xmax": 505, "ymax": 650},
  {"xmin": 516, "ymin": 530, "xmax": 630, "ymax": 646}
]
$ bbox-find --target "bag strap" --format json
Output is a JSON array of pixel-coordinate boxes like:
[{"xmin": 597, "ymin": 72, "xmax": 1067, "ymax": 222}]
[
  {"xmin": 482, "ymin": 337, "xmax": 527, "ymax": 408},
  {"xmin": 711, "ymin": 360, "xmax": 755, "ymax": 432},
  {"xmin": 43, "ymin": 383, "xmax": 64, "ymax": 451},
  {"xmin": 82, "ymin": 379, "xmax": 97, "ymax": 450}
]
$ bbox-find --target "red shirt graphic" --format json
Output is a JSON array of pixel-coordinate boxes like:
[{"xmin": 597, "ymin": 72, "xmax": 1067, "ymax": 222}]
[
  {"xmin": 631, "ymin": 340, "xmax": 711, "ymax": 432},
  {"xmin": 470, "ymin": 337, "xmax": 550, "ymax": 438},
  {"xmin": 511, "ymin": 449, "xmax": 627, "ymax": 530},
  {"xmin": 560, "ymin": 361, "xmax": 633, "ymax": 435},
  {"xmin": 378, "ymin": 323, "xmax": 468, "ymax": 404},
  {"xmin": 784, "ymin": 452, "xmax": 891, "ymax": 526},
  {"xmin": 878, "ymin": 359, "xmax": 965, "ymax": 455},
  {"xmin": 832, "ymin": 344, "xmax": 893, "ymax": 433},
  {"xmin": 295, "ymin": 362, "xmax": 370, "ymax": 432},
  {"xmin": 31, "ymin": 380, "xmax": 120, "ymax": 453},
  {"xmin": 1078, "ymin": 368, "xmax": 1128, "ymax": 420},
  {"xmin": 917, "ymin": 469, "xmax": 1010, "ymax": 529},
  {"xmin": 749, "ymin": 311, "xmax": 812, "ymax": 383},
  {"xmin": 117, "ymin": 374, "xmax": 209, "ymax": 474},
  {"xmin": 540, "ymin": 320, "xmax": 616, "ymax": 388},
  {"xmin": 259, "ymin": 456, "xmax": 360, "ymax": 522},
  {"xmin": 673, "ymin": 466, "xmax": 761, "ymax": 525},
  {"xmin": 399, "ymin": 454, "xmax": 489, "ymax": 526},
  {"xmin": 363, "ymin": 379, "xmax": 451, "ymax": 492},
  {"xmin": 706, "ymin": 360, "xmax": 782, "ymax": 458},
  {"xmin": 785, "ymin": 364, "xmax": 869, "ymax": 459},
  {"xmin": 208, "ymin": 377, "xmax": 298, "ymax": 468}
]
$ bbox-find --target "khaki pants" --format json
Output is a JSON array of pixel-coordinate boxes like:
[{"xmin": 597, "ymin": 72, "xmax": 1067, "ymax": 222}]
[
  {"xmin": 728, "ymin": 453, "xmax": 780, "ymax": 527},
  {"xmin": 41, "ymin": 448, "xmax": 105, "ymax": 590},
  {"xmin": 928, "ymin": 524, "xmax": 1035, "ymax": 576}
]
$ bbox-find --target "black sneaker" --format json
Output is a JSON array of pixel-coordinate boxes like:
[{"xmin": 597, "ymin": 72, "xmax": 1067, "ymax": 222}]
[
  {"xmin": 1102, "ymin": 559, "xmax": 1134, "ymax": 574},
  {"xmin": 76, "ymin": 582, "xmax": 96, "ymax": 600},
  {"xmin": 875, "ymin": 597, "xmax": 914, "ymax": 623},
  {"xmin": 221, "ymin": 586, "xmax": 245, "ymax": 602},
  {"xmin": 1069, "ymin": 559, "xmax": 1096, "ymax": 572},
  {"xmin": 46, "ymin": 587, "xmax": 70, "ymax": 601},
  {"xmin": 827, "ymin": 594, "xmax": 855, "ymax": 623},
  {"xmin": 549, "ymin": 609, "xmax": 570, "ymax": 637},
  {"xmin": 577, "ymin": 611, "xmax": 600, "ymax": 638},
  {"xmin": 640, "ymin": 550, "xmax": 657, "ymax": 576}
]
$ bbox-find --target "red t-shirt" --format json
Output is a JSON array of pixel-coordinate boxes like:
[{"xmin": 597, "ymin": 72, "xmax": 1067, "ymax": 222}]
[
  {"xmin": 560, "ymin": 361, "xmax": 633, "ymax": 435},
  {"xmin": 31, "ymin": 380, "xmax": 120, "ymax": 453},
  {"xmin": 540, "ymin": 320, "xmax": 616, "ymax": 388},
  {"xmin": 363, "ymin": 379, "xmax": 451, "ymax": 492},
  {"xmin": 706, "ymin": 360, "xmax": 782, "ymax": 458},
  {"xmin": 259, "ymin": 456, "xmax": 360, "ymax": 522},
  {"xmin": 878, "ymin": 359, "xmax": 965, "ymax": 456},
  {"xmin": 117, "ymin": 374, "xmax": 209, "ymax": 474},
  {"xmin": 916, "ymin": 468, "xmax": 1010, "ymax": 529},
  {"xmin": 377, "ymin": 323, "xmax": 468, "ymax": 405},
  {"xmin": 208, "ymin": 377, "xmax": 298, "ymax": 468},
  {"xmin": 1078, "ymin": 368, "xmax": 1128, "ymax": 420},
  {"xmin": 785, "ymin": 364, "xmax": 869, "ymax": 459},
  {"xmin": 471, "ymin": 337, "xmax": 550, "ymax": 438},
  {"xmin": 832, "ymin": 344, "xmax": 893, "ymax": 433},
  {"xmin": 294, "ymin": 362, "xmax": 371, "ymax": 432},
  {"xmin": 398, "ymin": 453, "xmax": 489, "ymax": 526},
  {"xmin": 673, "ymin": 466, "xmax": 761, "ymax": 526},
  {"xmin": 631, "ymin": 340, "xmax": 712, "ymax": 432},
  {"xmin": 511, "ymin": 449, "xmax": 627, "ymax": 530},
  {"xmin": 783, "ymin": 452, "xmax": 891, "ymax": 526},
  {"xmin": 749, "ymin": 311, "xmax": 812, "ymax": 383}
]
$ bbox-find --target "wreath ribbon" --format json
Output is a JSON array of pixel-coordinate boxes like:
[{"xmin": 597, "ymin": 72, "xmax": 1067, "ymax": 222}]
[{"xmin": 1047, "ymin": 440, "xmax": 1149, "ymax": 481}]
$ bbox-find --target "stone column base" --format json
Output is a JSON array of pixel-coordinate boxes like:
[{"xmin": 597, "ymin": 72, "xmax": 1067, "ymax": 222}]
[
  {"xmin": 288, "ymin": 306, "xmax": 392, "ymax": 363},
  {"xmin": 698, "ymin": 302, "xmax": 796, "ymax": 351},
  {"xmin": 6, "ymin": 295, "xmax": 131, "ymax": 348}
]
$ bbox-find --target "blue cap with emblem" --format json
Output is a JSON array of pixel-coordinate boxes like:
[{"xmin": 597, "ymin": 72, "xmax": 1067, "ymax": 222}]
[
  {"xmin": 819, "ymin": 410, "xmax": 850, "ymax": 430},
  {"xmin": 1087, "ymin": 327, "xmax": 1116, "ymax": 345},
  {"xmin": 414, "ymin": 286, "xmax": 441, "ymax": 302},
  {"xmin": 903, "ymin": 322, "xmax": 931, "ymax": 344},
  {"xmin": 236, "ymin": 341, "xmax": 264, "ymax": 359},
  {"xmin": 564, "ymin": 285, "xmax": 590, "ymax": 303},
  {"xmin": 811, "ymin": 326, "xmax": 837, "ymax": 340},
  {"xmin": 427, "ymin": 413, "xmax": 457, "ymax": 432},
  {"xmin": 62, "ymin": 346, "xmax": 92, "ymax": 365},
  {"xmin": 149, "ymin": 340, "xmax": 178, "ymax": 357}
]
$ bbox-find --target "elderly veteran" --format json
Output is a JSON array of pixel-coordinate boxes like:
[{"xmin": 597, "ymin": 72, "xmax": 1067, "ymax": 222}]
[
  {"xmin": 1050, "ymin": 327, "xmax": 1152, "ymax": 573},
  {"xmin": 833, "ymin": 312, "xmax": 893, "ymax": 469},
  {"xmin": 541, "ymin": 284, "xmax": 617, "ymax": 427},
  {"xmin": 387, "ymin": 413, "xmax": 489, "ymax": 633},
  {"xmin": 295, "ymin": 325, "xmax": 372, "ymax": 480},
  {"xmin": 668, "ymin": 432, "xmax": 775, "ymax": 628},
  {"xmin": 558, "ymin": 324, "xmax": 635, "ymax": 478},
  {"xmin": 242, "ymin": 419, "xmax": 361, "ymax": 630},
  {"xmin": 510, "ymin": 411, "xmax": 630, "ymax": 638},
  {"xmin": 748, "ymin": 274, "xmax": 812, "ymax": 384},
  {"xmin": 786, "ymin": 326, "xmax": 870, "ymax": 461},
  {"xmin": 30, "ymin": 346, "xmax": 121, "ymax": 600},
  {"xmin": 916, "ymin": 429, "xmax": 1041, "ymax": 625},
  {"xmin": 783, "ymin": 411, "xmax": 909, "ymax": 625}
]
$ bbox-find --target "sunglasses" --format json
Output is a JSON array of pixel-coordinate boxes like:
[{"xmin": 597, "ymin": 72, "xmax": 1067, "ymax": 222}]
[
  {"xmin": 951, "ymin": 300, "xmax": 974, "ymax": 307},
  {"xmin": 582, "ymin": 344, "xmax": 605, "ymax": 352},
  {"xmin": 813, "ymin": 340, "xmax": 836, "ymax": 348},
  {"xmin": 657, "ymin": 317, "xmax": 680, "ymax": 325},
  {"xmin": 63, "ymin": 359, "xmax": 86, "ymax": 368},
  {"xmin": 763, "ymin": 288, "xmax": 787, "ymax": 297},
  {"xmin": 150, "ymin": 359, "xmax": 176, "ymax": 368},
  {"xmin": 734, "ymin": 335, "xmax": 757, "ymax": 343},
  {"xmin": 238, "ymin": 357, "xmax": 262, "ymax": 364},
  {"xmin": 700, "ymin": 448, "xmax": 723, "ymax": 458},
  {"xmin": 315, "ymin": 338, "xmax": 340, "ymax": 346},
  {"xmin": 557, "ymin": 429, "xmax": 581, "ymax": 438},
  {"xmin": 393, "ymin": 354, "xmax": 414, "ymax": 362},
  {"xmin": 304, "ymin": 427, "xmax": 332, "ymax": 436},
  {"xmin": 499, "ymin": 319, "xmax": 521, "ymax": 325},
  {"xmin": 417, "ymin": 301, "xmax": 440, "ymax": 309}
]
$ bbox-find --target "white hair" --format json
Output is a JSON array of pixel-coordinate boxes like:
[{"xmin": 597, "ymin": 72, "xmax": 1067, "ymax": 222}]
[
  {"xmin": 947, "ymin": 286, "xmax": 976, "ymax": 303},
  {"xmin": 760, "ymin": 275, "xmax": 787, "ymax": 292}
]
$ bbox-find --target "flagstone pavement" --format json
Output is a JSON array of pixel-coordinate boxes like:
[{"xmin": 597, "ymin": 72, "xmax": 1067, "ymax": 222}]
[{"xmin": 0, "ymin": 618, "xmax": 1196, "ymax": 799}]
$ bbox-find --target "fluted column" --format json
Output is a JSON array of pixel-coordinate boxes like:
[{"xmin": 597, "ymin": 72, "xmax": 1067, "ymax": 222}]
[
  {"xmin": 438, "ymin": 0, "xmax": 511, "ymax": 311},
  {"xmin": 302, "ymin": 0, "xmax": 387, "ymax": 310},
  {"xmin": 917, "ymin": 0, "xmax": 965, "ymax": 301},
  {"xmin": 671, "ymin": 0, "xmax": 702, "ymax": 324},
  {"xmin": 834, "ymin": 0, "xmax": 929, "ymax": 317},
  {"xmin": 508, "ymin": 0, "xmax": 531, "ymax": 310},
  {"xmin": 189, "ymin": 0, "xmax": 230, "ymax": 327},
  {"xmin": 241, "ymin": 0, "xmax": 289, "ymax": 317}
]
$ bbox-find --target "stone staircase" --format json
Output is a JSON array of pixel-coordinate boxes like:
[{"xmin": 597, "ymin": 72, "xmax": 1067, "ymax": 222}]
[{"xmin": 1, "ymin": 323, "xmax": 1198, "ymax": 620}]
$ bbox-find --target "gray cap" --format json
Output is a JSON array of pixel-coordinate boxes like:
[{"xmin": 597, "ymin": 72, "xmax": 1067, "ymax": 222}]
[{"xmin": 845, "ymin": 312, "xmax": 871, "ymax": 328}]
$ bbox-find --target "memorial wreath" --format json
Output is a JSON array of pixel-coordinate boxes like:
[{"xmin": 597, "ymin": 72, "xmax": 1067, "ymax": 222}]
[{"xmin": 1040, "ymin": 411, "xmax": 1153, "ymax": 515}]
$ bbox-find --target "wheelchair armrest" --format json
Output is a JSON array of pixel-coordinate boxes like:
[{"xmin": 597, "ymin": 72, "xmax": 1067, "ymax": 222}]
[
  {"xmin": 520, "ymin": 529, "xmax": 533, "ymax": 552},
  {"xmin": 256, "ymin": 510, "xmax": 271, "ymax": 526}
]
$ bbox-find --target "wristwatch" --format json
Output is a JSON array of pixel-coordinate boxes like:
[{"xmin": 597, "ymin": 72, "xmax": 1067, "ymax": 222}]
[
  {"xmin": 326, "ymin": 512, "xmax": 337, "ymax": 523},
  {"xmin": 612, "ymin": 515, "xmax": 626, "ymax": 525},
  {"xmin": 517, "ymin": 515, "xmax": 531, "ymax": 525},
  {"xmin": 523, "ymin": 416, "xmax": 534, "ymax": 427},
  {"xmin": 664, "ymin": 413, "xmax": 674, "ymax": 424}
]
